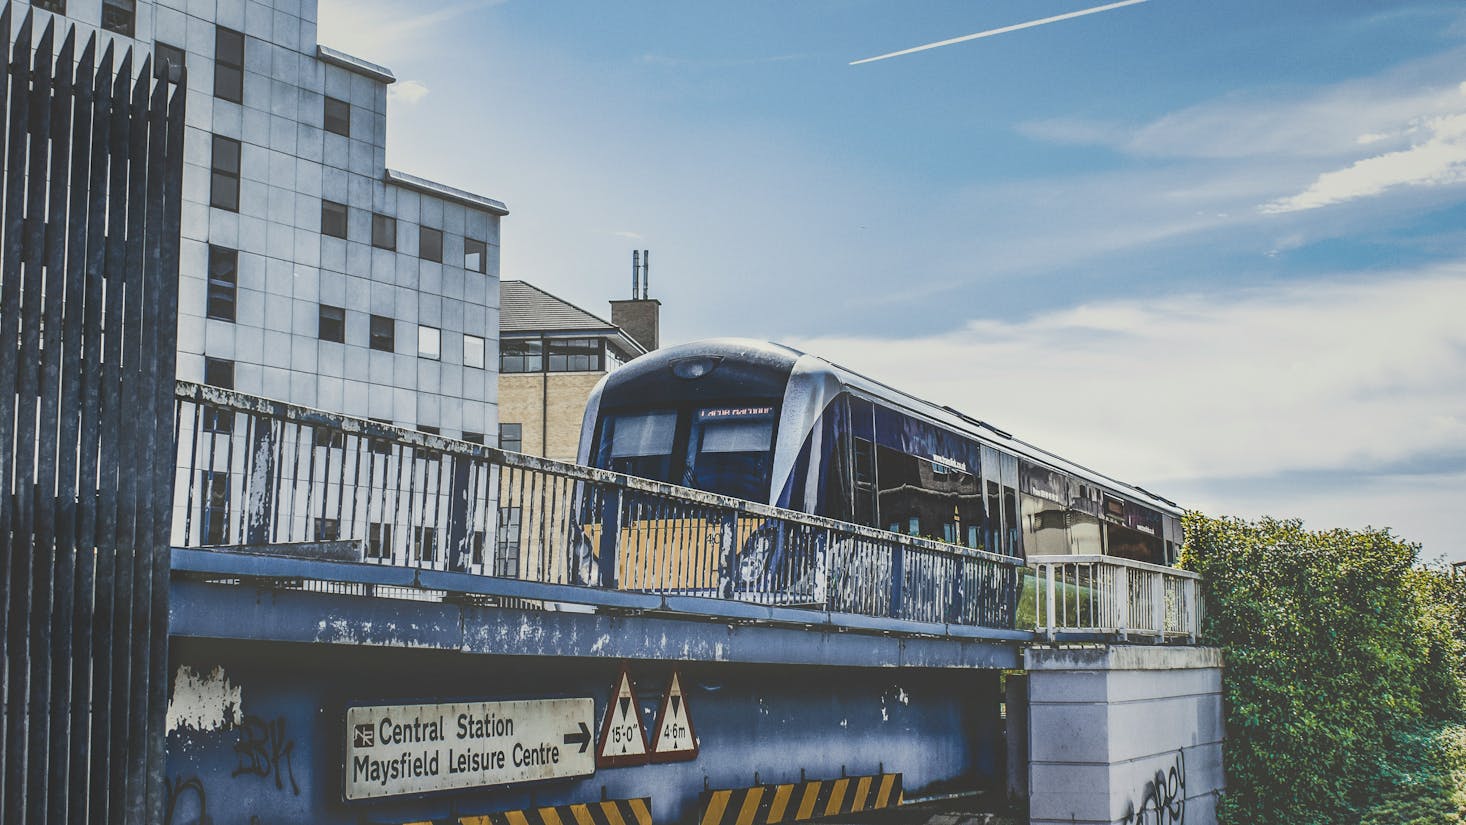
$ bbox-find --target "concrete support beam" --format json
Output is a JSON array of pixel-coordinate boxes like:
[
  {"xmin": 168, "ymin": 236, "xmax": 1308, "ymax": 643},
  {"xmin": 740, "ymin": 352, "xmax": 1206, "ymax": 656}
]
[{"xmin": 1025, "ymin": 645, "xmax": 1225, "ymax": 825}]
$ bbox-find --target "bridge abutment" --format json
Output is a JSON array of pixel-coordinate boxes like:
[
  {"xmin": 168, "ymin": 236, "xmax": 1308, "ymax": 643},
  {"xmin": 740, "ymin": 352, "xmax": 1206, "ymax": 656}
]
[{"xmin": 1025, "ymin": 645, "xmax": 1224, "ymax": 825}]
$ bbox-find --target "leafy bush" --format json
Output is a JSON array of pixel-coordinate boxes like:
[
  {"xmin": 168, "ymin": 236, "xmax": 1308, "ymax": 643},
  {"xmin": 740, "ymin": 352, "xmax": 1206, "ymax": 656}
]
[{"xmin": 1180, "ymin": 514, "xmax": 1466, "ymax": 825}]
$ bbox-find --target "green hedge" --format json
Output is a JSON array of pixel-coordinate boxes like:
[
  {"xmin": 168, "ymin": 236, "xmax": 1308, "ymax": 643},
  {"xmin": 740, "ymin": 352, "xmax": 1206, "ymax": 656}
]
[{"xmin": 1180, "ymin": 514, "xmax": 1466, "ymax": 825}]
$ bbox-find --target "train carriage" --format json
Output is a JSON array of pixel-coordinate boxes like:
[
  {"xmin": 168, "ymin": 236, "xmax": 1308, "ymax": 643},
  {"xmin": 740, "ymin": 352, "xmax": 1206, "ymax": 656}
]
[{"xmin": 575, "ymin": 338, "xmax": 1182, "ymax": 602}]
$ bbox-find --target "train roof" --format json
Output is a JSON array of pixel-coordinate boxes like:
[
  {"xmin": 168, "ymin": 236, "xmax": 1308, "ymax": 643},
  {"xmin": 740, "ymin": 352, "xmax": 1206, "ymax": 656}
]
[{"xmin": 635, "ymin": 338, "xmax": 1182, "ymax": 517}]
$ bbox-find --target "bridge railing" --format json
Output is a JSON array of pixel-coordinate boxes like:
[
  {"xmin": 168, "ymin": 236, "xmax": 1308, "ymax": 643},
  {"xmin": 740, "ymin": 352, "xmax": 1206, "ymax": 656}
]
[
  {"xmin": 1028, "ymin": 554, "xmax": 1201, "ymax": 642},
  {"xmin": 171, "ymin": 382, "xmax": 1024, "ymax": 630}
]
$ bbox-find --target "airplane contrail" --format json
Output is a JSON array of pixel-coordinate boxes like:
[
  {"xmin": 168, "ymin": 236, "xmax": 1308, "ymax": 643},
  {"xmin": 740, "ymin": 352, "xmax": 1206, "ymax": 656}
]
[{"xmin": 850, "ymin": 0, "xmax": 1150, "ymax": 65}]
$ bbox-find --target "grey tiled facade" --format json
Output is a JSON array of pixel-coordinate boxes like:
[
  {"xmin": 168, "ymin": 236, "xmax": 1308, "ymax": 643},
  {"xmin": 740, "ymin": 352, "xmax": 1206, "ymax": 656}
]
[{"xmin": 20, "ymin": 0, "xmax": 505, "ymax": 441}]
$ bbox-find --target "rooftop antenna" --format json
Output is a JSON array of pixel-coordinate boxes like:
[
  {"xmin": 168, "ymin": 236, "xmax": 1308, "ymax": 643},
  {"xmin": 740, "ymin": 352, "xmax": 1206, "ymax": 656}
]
[{"xmin": 631, "ymin": 250, "xmax": 640, "ymax": 298}]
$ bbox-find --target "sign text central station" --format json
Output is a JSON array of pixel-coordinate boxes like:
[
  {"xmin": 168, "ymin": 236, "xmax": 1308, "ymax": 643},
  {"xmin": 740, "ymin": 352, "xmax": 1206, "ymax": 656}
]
[{"xmin": 345, "ymin": 698, "xmax": 595, "ymax": 800}]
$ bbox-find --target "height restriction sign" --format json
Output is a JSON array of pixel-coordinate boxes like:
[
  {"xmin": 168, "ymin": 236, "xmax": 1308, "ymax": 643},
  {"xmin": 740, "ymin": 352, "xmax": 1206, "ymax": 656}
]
[
  {"xmin": 650, "ymin": 671, "xmax": 698, "ymax": 762},
  {"xmin": 596, "ymin": 669, "xmax": 649, "ymax": 767}
]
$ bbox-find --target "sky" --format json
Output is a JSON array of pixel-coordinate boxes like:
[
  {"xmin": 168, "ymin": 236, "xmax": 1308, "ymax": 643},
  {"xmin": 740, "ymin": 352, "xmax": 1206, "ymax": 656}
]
[{"xmin": 317, "ymin": 0, "xmax": 1466, "ymax": 561}]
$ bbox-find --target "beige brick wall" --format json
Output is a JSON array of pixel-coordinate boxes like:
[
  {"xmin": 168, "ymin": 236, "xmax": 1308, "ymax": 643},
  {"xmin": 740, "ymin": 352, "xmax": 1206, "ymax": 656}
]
[{"xmin": 498, "ymin": 372, "xmax": 606, "ymax": 462}]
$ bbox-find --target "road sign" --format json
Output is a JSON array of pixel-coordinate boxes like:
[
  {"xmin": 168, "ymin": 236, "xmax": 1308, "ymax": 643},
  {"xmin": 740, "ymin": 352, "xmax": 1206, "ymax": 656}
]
[
  {"xmin": 343, "ymin": 698, "xmax": 595, "ymax": 800},
  {"xmin": 597, "ymin": 669, "xmax": 650, "ymax": 767},
  {"xmin": 650, "ymin": 671, "xmax": 698, "ymax": 762}
]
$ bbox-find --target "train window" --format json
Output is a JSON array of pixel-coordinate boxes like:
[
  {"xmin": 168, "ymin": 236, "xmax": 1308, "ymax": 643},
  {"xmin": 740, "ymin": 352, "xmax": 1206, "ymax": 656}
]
[
  {"xmin": 873, "ymin": 443, "xmax": 979, "ymax": 543},
  {"xmin": 1020, "ymin": 460, "xmax": 1070, "ymax": 556},
  {"xmin": 600, "ymin": 411, "xmax": 678, "ymax": 482},
  {"xmin": 686, "ymin": 414, "xmax": 775, "ymax": 501}
]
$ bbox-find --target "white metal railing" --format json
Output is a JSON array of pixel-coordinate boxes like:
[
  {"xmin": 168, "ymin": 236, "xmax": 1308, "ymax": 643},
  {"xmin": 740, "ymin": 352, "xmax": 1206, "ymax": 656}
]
[{"xmin": 1027, "ymin": 555, "xmax": 1202, "ymax": 642}]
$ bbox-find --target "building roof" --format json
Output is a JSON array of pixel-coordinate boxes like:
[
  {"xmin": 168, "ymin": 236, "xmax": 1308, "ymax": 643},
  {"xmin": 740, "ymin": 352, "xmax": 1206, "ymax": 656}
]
[
  {"xmin": 385, "ymin": 169, "xmax": 508, "ymax": 216},
  {"xmin": 500, "ymin": 280, "xmax": 647, "ymax": 355},
  {"xmin": 316, "ymin": 45, "xmax": 395, "ymax": 84}
]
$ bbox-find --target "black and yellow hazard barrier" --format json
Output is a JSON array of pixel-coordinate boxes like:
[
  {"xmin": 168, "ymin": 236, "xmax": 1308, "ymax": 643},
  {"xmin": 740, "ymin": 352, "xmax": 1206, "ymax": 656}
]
[
  {"xmin": 433, "ymin": 798, "xmax": 653, "ymax": 825},
  {"xmin": 698, "ymin": 773, "xmax": 903, "ymax": 825}
]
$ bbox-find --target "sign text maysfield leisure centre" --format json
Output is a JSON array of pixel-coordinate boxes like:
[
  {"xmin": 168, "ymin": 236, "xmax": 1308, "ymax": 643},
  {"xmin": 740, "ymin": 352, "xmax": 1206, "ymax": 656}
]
[{"xmin": 345, "ymin": 698, "xmax": 595, "ymax": 800}]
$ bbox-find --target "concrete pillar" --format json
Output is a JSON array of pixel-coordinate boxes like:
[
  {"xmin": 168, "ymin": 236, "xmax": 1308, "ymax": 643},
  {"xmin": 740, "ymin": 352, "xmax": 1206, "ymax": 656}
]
[{"xmin": 1025, "ymin": 645, "xmax": 1224, "ymax": 825}]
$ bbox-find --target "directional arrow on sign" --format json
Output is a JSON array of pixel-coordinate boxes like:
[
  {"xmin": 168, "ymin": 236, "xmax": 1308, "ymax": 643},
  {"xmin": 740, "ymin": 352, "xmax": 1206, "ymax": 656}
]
[{"xmin": 564, "ymin": 721, "xmax": 591, "ymax": 753}]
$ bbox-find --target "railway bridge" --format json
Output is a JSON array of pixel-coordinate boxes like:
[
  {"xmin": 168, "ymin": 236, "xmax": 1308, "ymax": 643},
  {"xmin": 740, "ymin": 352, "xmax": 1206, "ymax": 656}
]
[
  {"xmin": 153, "ymin": 384, "xmax": 1222, "ymax": 825},
  {"xmin": 0, "ymin": 12, "xmax": 1220, "ymax": 825}
]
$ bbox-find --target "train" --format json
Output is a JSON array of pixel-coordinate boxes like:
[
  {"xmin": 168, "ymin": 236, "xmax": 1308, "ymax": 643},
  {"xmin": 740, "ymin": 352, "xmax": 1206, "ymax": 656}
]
[{"xmin": 578, "ymin": 338, "xmax": 1183, "ymax": 566}]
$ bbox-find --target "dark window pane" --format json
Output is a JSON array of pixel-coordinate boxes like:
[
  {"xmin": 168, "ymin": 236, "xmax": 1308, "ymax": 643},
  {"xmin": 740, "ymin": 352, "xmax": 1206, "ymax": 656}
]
[
  {"xmin": 595, "ymin": 411, "xmax": 677, "ymax": 482},
  {"xmin": 202, "ymin": 470, "xmax": 231, "ymax": 545},
  {"xmin": 419, "ymin": 226, "xmax": 442, "ymax": 262},
  {"xmin": 214, "ymin": 26, "xmax": 244, "ymax": 103},
  {"xmin": 202, "ymin": 357, "xmax": 235, "ymax": 434},
  {"xmin": 686, "ymin": 409, "xmax": 776, "ymax": 501},
  {"xmin": 206, "ymin": 245, "xmax": 237, "ymax": 322},
  {"xmin": 324, "ymin": 96, "xmax": 350, "ymax": 137},
  {"xmin": 464, "ymin": 238, "xmax": 486, "ymax": 273},
  {"xmin": 417, "ymin": 424, "xmax": 440, "ymax": 436},
  {"xmin": 372, "ymin": 213, "xmax": 396, "ymax": 250},
  {"xmin": 369, "ymin": 314, "xmax": 394, "ymax": 352},
  {"xmin": 368, "ymin": 522, "xmax": 393, "ymax": 559},
  {"xmin": 155, "ymin": 42, "xmax": 185, "ymax": 82},
  {"xmin": 33, "ymin": 0, "xmax": 65, "ymax": 13},
  {"xmin": 315, "ymin": 518, "xmax": 340, "ymax": 541},
  {"xmin": 101, "ymin": 0, "xmax": 134, "ymax": 37},
  {"xmin": 318, "ymin": 304, "xmax": 344, "ymax": 343},
  {"xmin": 499, "ymin": 423, "xmax": 521, "ymax": 453},
  {"xmin": 321, "ymin": 199, "xmax": 347, "ymax": 239},
  {"xmin": 499, "ymin": 339, "xmax": 541, "ymax": 373},
  {"xmin": 462, "ymin": 431, "xmax": 484, "ymax": 445},
  {"xmin": 211, "ymin": 136, "xmax": 241, "ymax": 211}
]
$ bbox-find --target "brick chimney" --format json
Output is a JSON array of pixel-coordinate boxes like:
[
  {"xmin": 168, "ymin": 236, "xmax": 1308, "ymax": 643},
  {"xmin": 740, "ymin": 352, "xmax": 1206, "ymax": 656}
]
[{"xmin": 611, "ymin": 249, "xmax": 660, "ymax": 351}]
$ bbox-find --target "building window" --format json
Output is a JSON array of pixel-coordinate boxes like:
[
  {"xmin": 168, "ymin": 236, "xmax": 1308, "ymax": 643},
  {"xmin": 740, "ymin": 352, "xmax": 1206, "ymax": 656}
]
[
  {"xmin": 206, "ymin": 245, "xmax": 237, "ymax": 322},
  {"xmin": 315, "ymin": 518, "xmax": 340, "ymax": 542},
  {"xmin": 419, "ymin": 226, "xmax": 443, "ymax": 263},
  {"xmin": 101, "ymin": 0, "xmax": 135, "ymax": 37},
  {"xmin": 367, "ymin": 418, "xmax": 393, "ymax": 456},
  {"xmin": 214, "ymin": 26, "xmax": 244, "ymax": 103},
  {"xmin": 499, "ymin": 339, "xmax": 541, "ymax": 373},
  {"xmin": 417, "ymin": 325, "xmax": 440, "ymax": 360},
  {"xmin": 371, "ymin": 213, "xmax": 396, "ymax": 250},
  {"xmin": 463, "ymin": 333, "xmax": 485, "ymax": 369},
  {"xmin": 464, "ymin": 238, "xmax": 486, "ymax": 273},
  {"xmin": 547, "ymin": 338, "xmax": 602, "ymax": 372},
  {"xmin": 312, "ymin": 428, "xmax": 345, "ymax": 449},
  {"xmin": 318, "ymin": 304, "xmax": 345, "ymax": 343},
  {"xmin": 201, "ymin": 470, "xmax": 231, "ymax": 545},
  {"xmin": 321, "ymin": 199, "xmax": 347, "ymax": 239},
  {"xmin": 417, "ymin": 424, "xmax": 440, "ymax": 436},
  {"xmin": 202, "ymin": 357, "xmax": 234, "ymax": 434},
  {"xmin": 369, "ymin": 314, "xmax": 394, "ymax": 352},
  {"xmin": 462, "ymin": 431, "xmax": 484, "ymax": 445},
  {"xmin": 154, "ymin": 42, "xmax": 185, "ymax": 82},
  {"xmin": 495, "ymin": 508, "xmax": 521, "ymax": 576},
  {"xmin": 210, "ymin": 135, "xmax": 240, "ymax": 212},
  {"xmin": 33, "ymin": 0, "xmax": 65, "ymax": 14},
  {"xmin": 414, "ymin": 529, "xmax": 437, "ymax": 563},
  {"xmin": 323, "ymin": 96, "xmax": 350, "ymax": 137},
  {"xmin": 499, "ymin": 423, "xmax": 522, "ymax": 453},
  {"xmin": 367, "ymin": 522, "xmax": 393, "ymax": 560}
]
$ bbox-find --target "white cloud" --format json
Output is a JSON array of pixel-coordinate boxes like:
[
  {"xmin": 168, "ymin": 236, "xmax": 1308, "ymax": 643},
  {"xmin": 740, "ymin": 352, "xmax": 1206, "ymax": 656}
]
[
  {"xmin": 1261, "ymin": 112, "xmax": 1466, "ymax": 213},
  {"xmin": 786, "ymin": 267, "xmax": 1466, "ymax": 554},
  {"xmin": 387, "ymin": 80, "xmax": 430, "ymax": 106}
]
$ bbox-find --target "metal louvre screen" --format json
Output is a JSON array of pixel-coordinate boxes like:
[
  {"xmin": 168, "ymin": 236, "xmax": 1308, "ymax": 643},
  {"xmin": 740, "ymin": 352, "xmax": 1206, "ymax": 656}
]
[{"xmin": 0, "ymin": 8, "xmax": 186, "ymax": 824}]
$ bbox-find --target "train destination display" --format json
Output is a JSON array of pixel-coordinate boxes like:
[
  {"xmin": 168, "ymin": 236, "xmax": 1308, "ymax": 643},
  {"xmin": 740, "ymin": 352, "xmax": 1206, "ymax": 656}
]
[{"xmin": 344, "ymin": 698, "xmax": 595, "ymax": 800}]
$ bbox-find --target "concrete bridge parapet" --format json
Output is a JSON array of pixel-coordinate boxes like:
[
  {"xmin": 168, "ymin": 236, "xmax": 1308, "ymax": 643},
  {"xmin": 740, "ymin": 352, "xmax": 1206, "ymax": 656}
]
[{"xmin": 1025, "ymin": 645, "xmax": 1224, "ymax": 825}]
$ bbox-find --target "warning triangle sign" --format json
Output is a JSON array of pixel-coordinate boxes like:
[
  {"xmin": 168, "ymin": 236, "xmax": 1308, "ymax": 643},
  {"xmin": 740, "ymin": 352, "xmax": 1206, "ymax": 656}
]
[
  {"xmin": 650, "ymin": 672, "xmax": 699, "ymax": 763},
  {"xmin": 597, "ymin": 669, "xmax": 650, "ymax": 767}
]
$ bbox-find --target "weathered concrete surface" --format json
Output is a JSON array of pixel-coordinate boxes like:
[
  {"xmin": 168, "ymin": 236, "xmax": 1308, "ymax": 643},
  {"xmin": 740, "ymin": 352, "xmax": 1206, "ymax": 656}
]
[{"xmin": 1025, "ymin": 645, "xmax": 1224, "ymax": 825}]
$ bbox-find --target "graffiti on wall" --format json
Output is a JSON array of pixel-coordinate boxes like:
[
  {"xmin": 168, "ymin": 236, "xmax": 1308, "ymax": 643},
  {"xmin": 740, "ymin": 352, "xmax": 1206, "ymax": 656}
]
[
  {"xmin": 1121, "ymin": 750, "xmax": 1185, "ymax": 825},
  {"xmin": 231, "ymin": 714, "xmax": 300, "ymax": 795}
]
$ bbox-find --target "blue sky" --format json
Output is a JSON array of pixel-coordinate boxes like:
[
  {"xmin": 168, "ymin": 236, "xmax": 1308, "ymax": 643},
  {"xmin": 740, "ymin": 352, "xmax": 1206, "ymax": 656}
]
[{"xmin": 319, "ymin": 0, "xmax": 1466, "ymax": 560}]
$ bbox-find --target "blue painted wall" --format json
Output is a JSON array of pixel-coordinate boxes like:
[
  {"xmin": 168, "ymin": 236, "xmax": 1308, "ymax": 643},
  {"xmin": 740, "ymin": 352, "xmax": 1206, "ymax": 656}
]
[{"xmin": 164, "ymin": 639, "xmax": 1002, "ymax": 825}]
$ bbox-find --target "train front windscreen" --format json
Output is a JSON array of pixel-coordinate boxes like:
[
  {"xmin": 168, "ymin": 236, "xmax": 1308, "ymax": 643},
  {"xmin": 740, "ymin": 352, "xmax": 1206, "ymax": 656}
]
[{"xmin": 593, "ymin": 404, "xmax": 778, "ymax": 502}]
